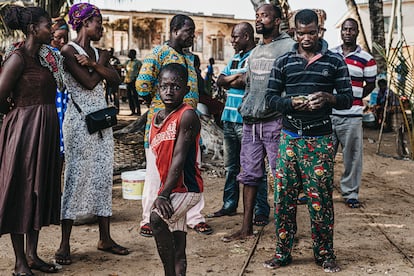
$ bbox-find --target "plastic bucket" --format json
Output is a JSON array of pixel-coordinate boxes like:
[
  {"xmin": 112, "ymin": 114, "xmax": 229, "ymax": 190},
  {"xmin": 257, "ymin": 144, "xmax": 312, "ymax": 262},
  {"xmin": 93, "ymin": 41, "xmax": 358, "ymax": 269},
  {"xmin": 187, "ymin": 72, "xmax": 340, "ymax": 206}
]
[{"xmin": 121, "ymin": 169, "xmax": 145, "ymax": 200}]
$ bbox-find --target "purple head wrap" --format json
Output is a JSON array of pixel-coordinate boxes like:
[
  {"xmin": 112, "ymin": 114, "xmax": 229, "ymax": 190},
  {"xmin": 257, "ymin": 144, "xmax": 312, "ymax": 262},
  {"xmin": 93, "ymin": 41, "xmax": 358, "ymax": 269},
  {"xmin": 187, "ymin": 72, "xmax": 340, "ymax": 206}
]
[{"xmin": 68, "ymin": 3, "xmax": 101, "ymax": 31}]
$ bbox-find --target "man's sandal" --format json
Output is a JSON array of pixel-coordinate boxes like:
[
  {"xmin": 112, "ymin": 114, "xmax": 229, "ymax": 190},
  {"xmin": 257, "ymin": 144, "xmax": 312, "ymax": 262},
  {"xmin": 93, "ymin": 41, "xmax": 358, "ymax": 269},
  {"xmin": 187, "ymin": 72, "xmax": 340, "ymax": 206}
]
[
  {"xmin": 54, "ymin": 252, "xmax": 72, "ymax": 265},
  {"xmin": 98, "ymin": 244, "xmax": 130, "ymax": 255},
  {"xmin": 345, "ymin": 198, "xmax": 360, "ymax": 208},
  {"xmin": 27, "ymin": 257, "xmax": 59, "ymax": 273},
  {"xmin": 321, "ymin": 260, "xmax": 341, "ymax": 273},
  {"xmin": 253, "ymin": 214, "xmax": 269, "ymax": 226},
  {"xmin": 139, "ymin": 223, "xmax": 153, "ymax": 237},
  {"xmin": 193, "ymin": 222, "xmax": 213, "ymax": 235}
]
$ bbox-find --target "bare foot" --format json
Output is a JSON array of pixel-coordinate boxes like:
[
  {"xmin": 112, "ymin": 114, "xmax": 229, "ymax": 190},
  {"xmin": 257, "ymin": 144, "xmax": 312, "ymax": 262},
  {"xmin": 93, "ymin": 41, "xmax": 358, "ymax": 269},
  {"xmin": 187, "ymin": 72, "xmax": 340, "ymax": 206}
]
[
  {"xmin": 14, "ymin": 258, "xmax": 33, "ymax": 276},
  {"xmin": 97, "ymin": 240, "xmax": 129, "ymax": 255},
  {"xmin": 221, "ymin": 230, "xmax": 254, "ymax": 243}
]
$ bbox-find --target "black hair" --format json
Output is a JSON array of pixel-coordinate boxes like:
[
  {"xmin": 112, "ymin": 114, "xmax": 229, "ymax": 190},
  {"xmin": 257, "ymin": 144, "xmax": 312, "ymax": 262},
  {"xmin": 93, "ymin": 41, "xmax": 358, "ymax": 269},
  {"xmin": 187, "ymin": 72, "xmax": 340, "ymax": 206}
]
[
  {"xmin": 237, "ymin": 22, "xmax": 254, "ymax": 39},
  {"xmin": 270, "ymin": 4, "xmax": 282, "ymax": 19},
  {"xmin": 3, "ymin": 5, "xmax": 49, "ymax": 35},
  {"xmin": 170, "ymin": 14, "xmax": 193, "ymax": 33},
  {"xmin": 159, "ymin": 63, "xmax": 188, "ymax": 84},
  {"xmin": 341, "ymin": 18, "xmax": 359, "ymax": 31},
  {"xmin": 257, "ymin": 4, "xmax": 282, "ymax": 20},
  {"xmin": 295, "ymin": 9, "xmax": 318, "ymax": 27},
  {"xmin": 52, "ymin": 17, "xmax": 68, "ymax": 31},
  {"xmin": 128, "ymin": 49, "xmax": 137, "ymax": 58}
]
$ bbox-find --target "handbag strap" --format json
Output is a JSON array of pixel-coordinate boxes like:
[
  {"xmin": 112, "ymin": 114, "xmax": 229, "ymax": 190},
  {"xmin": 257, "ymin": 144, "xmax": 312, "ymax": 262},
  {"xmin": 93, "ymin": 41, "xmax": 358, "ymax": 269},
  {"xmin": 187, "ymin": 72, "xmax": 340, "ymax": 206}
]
[{"xmin": 71, "ymin": 97, "xmax": 83, "ymax": 115}]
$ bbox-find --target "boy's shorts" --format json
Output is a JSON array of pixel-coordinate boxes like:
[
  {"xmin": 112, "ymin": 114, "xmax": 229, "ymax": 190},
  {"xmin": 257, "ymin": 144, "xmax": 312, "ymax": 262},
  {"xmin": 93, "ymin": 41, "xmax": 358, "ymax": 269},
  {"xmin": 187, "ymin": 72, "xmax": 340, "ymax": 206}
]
[{"xmin": 152, "ymin": 192, "xmax": 201, "ymax": 232}]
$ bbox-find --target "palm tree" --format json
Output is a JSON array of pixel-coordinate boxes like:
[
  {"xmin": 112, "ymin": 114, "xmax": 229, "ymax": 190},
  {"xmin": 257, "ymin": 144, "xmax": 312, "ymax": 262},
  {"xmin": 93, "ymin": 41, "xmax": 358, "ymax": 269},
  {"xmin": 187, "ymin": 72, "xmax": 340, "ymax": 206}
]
[
  {"xmin": 369, "ymin": 0, "xmax": 386, "ymax": 74},
  {"xmin": 0, "ymin": 1, "xmax": 72, "ymax": 49},
  {"xmin": 33, "ymin": 0, "xmax": 72, "ymax": 18}
]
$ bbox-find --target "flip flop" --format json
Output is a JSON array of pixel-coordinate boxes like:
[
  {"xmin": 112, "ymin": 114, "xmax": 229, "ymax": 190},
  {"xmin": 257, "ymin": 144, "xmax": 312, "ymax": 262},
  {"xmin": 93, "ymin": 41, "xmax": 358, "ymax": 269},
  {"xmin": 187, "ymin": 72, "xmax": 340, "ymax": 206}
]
[
  {"xmin": 139, "ymin": 223, "xmax": 153, "ymax": 237},
  {"xmin": 321, "ymin": 260, "xmax": 341, "ymax": 273},
  {"xmin": 345, "ymin": 198, "xmax": 360, "ymax": 208},
  {"xmin": 253, "ymin": 214, "xmax": 269, "ymax": 226},
  {"xmin": 12, "ymin": 272, "xmax": 34, "ymax": 276},
  {"xmin": 98, "ymin": 244, "xmax": 130, "ymax": 255},
  {"xmin": 54, "ymin": 252, "xmax": 72, "ymax": 265},
  {"xmin": 207, "ymin": 209, "xmax": 237, "ymax": 218},
  {"xmin": 28, "ymin": 261, "xmax": 59, "ymax": 273},
  {"xmin": 193, "ymin": 222, "xmax": 213, "ymax": 235},
  {"xmin": 263, "ymin": 255, "xmax": 292, "ymax": 269}
]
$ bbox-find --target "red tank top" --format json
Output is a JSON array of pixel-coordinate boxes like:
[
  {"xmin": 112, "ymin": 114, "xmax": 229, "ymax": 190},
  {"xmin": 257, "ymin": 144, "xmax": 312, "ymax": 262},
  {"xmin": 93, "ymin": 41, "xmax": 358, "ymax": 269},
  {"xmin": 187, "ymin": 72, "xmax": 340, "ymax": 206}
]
[{"xmin": 149, "ymin": 103, "xmax": 203, "ymax": 194}]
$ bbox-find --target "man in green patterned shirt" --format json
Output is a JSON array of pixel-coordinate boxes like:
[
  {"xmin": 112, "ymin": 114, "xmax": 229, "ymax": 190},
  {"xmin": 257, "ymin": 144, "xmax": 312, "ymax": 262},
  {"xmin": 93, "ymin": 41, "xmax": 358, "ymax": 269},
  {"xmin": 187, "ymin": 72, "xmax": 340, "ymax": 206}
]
[{"xmin": 136, "ymin": 14, "xmax": 212, "ymax": 238}]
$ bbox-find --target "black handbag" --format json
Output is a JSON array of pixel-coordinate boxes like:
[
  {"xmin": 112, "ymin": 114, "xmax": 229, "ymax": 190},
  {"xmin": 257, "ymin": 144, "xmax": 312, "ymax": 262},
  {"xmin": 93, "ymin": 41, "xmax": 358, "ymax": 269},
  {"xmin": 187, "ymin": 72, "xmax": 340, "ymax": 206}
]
[
  {"xmin": 72, "ymin": 98, "xmax": 117, "ymax": 137},
  {"xmin": 85, "ymin": 106, "xmax": 118, "ymax": 134}
]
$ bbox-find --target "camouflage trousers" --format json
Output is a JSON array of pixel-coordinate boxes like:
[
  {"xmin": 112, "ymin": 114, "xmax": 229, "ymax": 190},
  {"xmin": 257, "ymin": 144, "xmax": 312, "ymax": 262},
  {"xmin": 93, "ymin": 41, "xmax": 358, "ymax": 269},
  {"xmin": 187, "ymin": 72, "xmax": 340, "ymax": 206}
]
[{"xmin": 273, "ymin": 131, "xmax": 336, "ymax": 265}]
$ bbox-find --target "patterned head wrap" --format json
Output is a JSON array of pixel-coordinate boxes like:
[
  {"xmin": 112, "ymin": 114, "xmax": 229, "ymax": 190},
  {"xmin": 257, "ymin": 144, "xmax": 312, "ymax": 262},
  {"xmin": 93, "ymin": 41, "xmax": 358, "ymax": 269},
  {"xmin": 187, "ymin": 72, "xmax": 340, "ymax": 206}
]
[{"xmin": 68, "ymin": 3, "xmax": 101, "ymax": 31}]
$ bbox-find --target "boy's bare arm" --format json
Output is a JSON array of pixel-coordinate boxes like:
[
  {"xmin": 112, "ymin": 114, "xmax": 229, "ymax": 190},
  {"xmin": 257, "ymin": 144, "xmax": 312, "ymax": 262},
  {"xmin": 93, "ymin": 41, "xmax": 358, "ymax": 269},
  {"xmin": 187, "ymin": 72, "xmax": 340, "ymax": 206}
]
[{"xmin": 153, "ymin": 110, "xmax": 201, "ymax": 218}]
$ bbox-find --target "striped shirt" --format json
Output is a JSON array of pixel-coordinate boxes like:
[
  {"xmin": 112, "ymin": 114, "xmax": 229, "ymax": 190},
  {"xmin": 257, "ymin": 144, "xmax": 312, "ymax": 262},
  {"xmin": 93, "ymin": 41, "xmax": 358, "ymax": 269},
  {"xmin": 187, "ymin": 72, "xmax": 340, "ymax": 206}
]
[
  {"xmin": 266, "ymin": 40, "xmax": 353, "ymax": 136},
  {"xmin": 136, "ymin": 44, "xmax": 198, "ymax": 148},
  {"xmin": 220, "ymin": 49, "xmax": 253, "ymax": 123},
  {"xmin": 331, "ymin": 45, "xmax": 377, "ymax": 116}
]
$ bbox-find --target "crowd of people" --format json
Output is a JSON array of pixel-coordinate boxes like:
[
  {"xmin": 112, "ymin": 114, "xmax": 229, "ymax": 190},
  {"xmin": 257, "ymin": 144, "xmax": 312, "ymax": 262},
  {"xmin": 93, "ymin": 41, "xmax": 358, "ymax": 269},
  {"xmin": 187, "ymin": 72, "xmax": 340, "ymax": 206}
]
[{"xmin": 0, "ymin": 1, "xmax": 391, "ymax": 275}]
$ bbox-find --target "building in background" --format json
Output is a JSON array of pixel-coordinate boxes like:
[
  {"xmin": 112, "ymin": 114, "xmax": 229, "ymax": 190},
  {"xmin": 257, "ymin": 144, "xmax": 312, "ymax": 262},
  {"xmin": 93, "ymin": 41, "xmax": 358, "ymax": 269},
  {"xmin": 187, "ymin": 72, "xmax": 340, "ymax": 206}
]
[{"xmin": 91, "ymin": 9, "xmax": 255, "ymax": 73}]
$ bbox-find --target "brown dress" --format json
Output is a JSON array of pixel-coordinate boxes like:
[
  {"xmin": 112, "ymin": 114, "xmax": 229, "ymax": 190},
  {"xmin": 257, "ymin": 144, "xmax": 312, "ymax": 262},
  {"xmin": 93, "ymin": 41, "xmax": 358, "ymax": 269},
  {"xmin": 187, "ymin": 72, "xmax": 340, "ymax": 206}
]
[{"xmin": 0, "ymin": 48, "xmax": 61, "ymax": 235}]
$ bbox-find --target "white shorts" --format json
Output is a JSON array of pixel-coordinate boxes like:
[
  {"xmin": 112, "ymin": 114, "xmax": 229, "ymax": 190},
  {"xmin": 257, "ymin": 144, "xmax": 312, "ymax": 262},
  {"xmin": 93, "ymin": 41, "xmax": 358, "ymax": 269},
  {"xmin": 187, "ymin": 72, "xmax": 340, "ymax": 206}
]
[{"xmin": 152, "ymin": 192, "xmax": 201, "ymax": 232}]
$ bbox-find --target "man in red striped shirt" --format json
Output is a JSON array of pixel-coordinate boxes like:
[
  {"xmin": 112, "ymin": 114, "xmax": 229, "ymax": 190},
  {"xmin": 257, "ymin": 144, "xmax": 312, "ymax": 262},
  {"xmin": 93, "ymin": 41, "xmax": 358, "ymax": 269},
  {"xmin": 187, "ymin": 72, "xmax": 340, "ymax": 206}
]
[{"xmin": 330, "ymin": 18, "xmax": 377, "ymax": 209}]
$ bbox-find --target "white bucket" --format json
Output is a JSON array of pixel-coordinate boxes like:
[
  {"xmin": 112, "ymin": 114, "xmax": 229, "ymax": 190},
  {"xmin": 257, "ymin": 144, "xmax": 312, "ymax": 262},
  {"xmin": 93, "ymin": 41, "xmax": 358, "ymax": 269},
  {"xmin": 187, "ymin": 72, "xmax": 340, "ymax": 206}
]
[{"xmin": 121, "ymin": 169, "xmax": 146, "ymax": 200}]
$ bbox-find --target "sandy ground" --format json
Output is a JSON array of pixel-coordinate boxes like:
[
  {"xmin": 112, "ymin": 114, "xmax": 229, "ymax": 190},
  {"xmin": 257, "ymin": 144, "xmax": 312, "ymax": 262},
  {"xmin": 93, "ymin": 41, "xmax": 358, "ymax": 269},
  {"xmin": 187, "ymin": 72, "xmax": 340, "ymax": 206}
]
[{"xmin": 1, "ymin": 105, "xmax": 414, "ymax": 275}]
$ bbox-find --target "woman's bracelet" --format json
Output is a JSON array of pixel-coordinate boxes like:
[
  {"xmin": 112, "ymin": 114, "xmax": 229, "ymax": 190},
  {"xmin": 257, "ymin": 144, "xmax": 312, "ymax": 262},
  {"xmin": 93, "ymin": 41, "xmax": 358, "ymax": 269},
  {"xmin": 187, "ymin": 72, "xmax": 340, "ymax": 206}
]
[{"xmin": 157, "ymin": 195, "xmax": 169, "ymax": 201}]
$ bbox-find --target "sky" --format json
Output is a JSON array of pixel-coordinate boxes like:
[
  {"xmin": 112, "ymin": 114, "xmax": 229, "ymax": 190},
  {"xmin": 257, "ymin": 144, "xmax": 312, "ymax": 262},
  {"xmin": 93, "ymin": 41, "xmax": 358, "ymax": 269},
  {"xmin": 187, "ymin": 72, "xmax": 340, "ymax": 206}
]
[{"xmin": 82, "ymin": 0, "xmax": 348, "ymax": 47}]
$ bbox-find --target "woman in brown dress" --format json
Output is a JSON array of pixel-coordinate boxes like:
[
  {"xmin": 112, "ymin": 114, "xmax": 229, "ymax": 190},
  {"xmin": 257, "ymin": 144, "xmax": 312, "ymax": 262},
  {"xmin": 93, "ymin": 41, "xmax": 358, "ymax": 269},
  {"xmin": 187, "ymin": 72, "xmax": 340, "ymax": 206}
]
[{"xmin": 0, "ymin": 5, "xmax": 63, "ymax": 275}]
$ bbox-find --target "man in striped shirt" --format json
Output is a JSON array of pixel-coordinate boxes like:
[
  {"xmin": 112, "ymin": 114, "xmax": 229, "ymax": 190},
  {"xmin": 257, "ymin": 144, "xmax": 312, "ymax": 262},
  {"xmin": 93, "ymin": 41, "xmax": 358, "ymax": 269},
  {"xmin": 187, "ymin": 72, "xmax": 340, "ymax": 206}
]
[
  {"xmin": 330, "ymin": 18, "xmax": 377, "ymax": 209},
  {"xmin": 210, "ymin": 22, "xmax": 271, "ymax": 221},
  {"xmin": 264, "ymin": 9, "xmax": 353, "ymax": 272}
]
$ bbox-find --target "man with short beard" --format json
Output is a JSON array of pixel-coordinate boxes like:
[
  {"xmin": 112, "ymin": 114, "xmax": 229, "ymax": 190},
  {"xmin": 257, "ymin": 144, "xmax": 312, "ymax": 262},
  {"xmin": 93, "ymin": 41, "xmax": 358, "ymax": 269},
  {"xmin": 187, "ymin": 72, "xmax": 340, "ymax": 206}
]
[
  {"xmin": 330, "ymin": 18, "xmax": 377, "ymax": 209},
  {"xmin": 222, "ymin": 4, "xmax": 295, "ymax": 242},
  {"xmin": 136, "ymin": 14, "xmax": 212, "ymax": 238},
  {"xmin": 210, "ymin": 22, "xmax": 269, "ymax": 220},
  {"xmin": 264, "ymin": 9, "xmax": 353, "ymax": 272}
]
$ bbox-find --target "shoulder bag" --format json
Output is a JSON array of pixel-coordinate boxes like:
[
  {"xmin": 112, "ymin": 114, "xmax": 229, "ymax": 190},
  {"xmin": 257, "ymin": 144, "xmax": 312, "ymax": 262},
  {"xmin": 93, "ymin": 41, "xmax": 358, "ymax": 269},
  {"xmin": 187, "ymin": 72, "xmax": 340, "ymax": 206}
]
[{"xmin": 72, "ymin": 98, "xmax": 117, "ymax": 137}]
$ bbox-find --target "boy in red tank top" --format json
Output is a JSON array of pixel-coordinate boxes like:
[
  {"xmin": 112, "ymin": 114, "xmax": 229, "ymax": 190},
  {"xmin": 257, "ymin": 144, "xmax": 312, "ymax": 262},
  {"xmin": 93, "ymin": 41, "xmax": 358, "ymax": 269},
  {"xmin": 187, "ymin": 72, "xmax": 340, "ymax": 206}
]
[{"xmin": 149, "ymin": 63, "xmax": 202, "ymax": 276}]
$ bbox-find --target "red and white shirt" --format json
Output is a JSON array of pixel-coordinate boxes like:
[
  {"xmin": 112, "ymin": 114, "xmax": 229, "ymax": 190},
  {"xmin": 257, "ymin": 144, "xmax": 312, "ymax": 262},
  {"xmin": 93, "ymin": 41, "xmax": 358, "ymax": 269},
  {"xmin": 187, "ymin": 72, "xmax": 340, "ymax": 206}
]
[
  {"xmin": 149, "ymin": 103, "xmax": 203, "ymax": 194},
  {"xmin": 331, "ymin": 45, "xmax": 377, "ymax": 116}
]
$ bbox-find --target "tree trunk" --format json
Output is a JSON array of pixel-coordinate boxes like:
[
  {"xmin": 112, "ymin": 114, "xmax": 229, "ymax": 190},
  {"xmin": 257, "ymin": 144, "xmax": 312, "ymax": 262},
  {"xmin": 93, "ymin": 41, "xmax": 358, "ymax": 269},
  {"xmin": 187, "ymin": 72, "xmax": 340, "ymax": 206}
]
[
  {"xmin": 369, "ymin": 0, "xmax": 387, "ymax": 74},
  {"xmin": 344, "ymin": 0, "xmax": 371, "ymax": 53}
]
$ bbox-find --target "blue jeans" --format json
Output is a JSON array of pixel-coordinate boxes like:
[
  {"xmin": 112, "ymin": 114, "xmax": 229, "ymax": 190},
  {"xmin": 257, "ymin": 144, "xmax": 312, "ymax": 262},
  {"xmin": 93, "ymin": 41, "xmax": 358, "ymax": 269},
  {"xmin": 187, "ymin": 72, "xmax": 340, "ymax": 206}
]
[{"xmin": 222, "ymin": 121, "xmax": 269, "ymax": 217}]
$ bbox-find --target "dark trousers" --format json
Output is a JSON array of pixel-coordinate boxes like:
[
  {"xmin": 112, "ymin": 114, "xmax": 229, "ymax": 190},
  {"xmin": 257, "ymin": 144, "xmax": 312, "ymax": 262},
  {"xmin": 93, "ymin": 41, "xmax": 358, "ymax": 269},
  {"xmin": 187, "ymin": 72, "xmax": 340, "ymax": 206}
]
[{"xmin": 127, "ymin": 81, "xmax": 140, "ymax": 115}]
